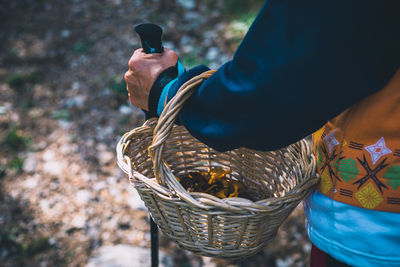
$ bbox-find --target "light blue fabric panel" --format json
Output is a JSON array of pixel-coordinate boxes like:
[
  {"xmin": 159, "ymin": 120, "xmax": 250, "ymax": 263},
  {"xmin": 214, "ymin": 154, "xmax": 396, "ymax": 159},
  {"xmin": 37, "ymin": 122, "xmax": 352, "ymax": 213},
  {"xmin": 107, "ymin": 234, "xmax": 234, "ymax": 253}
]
[{"xmin": 304, "ymin": 190, "xmax": 400, "ymax": 267}]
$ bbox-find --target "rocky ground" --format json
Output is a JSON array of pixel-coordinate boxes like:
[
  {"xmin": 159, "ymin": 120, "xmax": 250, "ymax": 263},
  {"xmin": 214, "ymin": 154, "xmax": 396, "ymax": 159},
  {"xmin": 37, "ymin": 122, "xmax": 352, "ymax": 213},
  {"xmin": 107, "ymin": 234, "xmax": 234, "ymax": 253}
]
[{"xmin": 0, "ymin": 1, "xmax": 311, "ymax": 266}]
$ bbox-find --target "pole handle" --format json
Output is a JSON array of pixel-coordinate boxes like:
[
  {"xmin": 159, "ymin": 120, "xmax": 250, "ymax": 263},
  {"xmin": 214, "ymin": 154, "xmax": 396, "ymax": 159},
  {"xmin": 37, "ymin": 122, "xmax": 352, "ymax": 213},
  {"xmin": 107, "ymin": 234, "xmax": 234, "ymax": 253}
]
[{"xmin": 134, "ymin": 23, "xmax": 164, "ymax": 54}]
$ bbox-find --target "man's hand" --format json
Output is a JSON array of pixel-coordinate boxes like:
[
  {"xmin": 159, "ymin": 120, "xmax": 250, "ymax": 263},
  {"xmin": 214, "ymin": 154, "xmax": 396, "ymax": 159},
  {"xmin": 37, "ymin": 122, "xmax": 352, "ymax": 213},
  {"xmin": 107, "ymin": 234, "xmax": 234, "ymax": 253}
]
[{"xmin": 124, "ymin": 47, "xmax": 178, "ymax": 110}]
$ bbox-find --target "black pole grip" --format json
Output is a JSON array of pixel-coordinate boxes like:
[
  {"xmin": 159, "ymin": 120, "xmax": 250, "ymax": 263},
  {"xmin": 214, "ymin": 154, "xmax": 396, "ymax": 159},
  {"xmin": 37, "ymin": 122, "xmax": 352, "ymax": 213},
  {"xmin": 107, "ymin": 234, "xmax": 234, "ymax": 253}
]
[{"xmin": 134, "ymin": 23, "xmax": 164, "ymax": 54}]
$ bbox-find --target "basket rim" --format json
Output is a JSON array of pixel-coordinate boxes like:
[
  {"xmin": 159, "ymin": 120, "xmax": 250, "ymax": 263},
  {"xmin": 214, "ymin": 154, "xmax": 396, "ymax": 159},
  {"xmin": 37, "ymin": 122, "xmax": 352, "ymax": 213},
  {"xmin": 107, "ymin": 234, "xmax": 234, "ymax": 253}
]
[{"xmin": 116, "ymin": 118, "xmax": 319, "ymax": 213}]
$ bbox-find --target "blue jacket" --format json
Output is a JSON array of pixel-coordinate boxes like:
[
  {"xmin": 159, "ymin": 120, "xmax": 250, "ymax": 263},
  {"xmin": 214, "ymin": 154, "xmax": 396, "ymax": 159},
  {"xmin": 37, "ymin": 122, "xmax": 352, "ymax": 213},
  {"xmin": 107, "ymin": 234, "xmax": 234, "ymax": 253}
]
[{"xmin": 149, "ymin": 0, "xmax": 400, "ymax": 152}]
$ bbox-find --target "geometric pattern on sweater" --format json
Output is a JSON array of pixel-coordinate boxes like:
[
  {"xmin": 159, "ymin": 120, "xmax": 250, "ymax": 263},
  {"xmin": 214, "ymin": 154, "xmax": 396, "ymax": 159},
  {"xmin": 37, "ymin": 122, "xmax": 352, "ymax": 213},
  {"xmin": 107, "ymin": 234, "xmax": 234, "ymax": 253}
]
[{"xmin": 315, "ymin": 127, "xmax": 400, "ymax": 212}]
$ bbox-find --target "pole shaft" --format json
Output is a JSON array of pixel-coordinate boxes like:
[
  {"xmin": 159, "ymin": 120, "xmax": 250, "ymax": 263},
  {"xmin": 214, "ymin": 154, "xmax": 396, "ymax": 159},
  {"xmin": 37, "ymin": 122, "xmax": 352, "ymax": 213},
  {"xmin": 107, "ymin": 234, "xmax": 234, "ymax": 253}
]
[{"xmin": 150, "ymin": 217, "xmax": 159, "ymax": 267}]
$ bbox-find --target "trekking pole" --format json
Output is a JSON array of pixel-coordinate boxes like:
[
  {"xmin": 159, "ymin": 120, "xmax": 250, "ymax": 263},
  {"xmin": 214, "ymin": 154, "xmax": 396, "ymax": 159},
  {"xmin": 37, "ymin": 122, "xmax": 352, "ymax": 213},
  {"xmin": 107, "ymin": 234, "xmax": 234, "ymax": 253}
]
[{"xmin": 134, "ymin": 23, "xmax": 164, "ymax": 267}]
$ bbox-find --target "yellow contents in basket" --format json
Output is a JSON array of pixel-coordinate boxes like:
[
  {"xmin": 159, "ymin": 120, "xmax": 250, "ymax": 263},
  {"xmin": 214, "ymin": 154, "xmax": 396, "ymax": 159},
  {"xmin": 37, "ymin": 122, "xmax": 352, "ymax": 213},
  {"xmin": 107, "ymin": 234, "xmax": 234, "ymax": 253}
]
[{"xmin": 177, "ymin": 167, "xmax": 250, "ymax": 199}]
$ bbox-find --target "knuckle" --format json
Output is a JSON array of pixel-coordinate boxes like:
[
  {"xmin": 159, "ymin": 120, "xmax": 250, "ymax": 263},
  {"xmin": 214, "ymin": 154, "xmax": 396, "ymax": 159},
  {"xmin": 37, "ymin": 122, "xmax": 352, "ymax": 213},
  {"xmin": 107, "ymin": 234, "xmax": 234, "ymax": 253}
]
[
  {"xmin": 167, "ymin": 51, "xmax": 178, "ymax": 62},
  {"xmin": 128, "ymin": 58, "xmax": 136, "ymax": 69}
]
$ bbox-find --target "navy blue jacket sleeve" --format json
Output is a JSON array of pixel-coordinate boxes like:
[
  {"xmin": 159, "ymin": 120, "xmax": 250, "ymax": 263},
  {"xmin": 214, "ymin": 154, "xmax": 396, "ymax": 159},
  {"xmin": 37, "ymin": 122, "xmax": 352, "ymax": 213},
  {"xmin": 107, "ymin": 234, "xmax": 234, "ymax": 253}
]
[{"xmin": 165, "ymin": 0, "xmax": 400, "ymax": 152}]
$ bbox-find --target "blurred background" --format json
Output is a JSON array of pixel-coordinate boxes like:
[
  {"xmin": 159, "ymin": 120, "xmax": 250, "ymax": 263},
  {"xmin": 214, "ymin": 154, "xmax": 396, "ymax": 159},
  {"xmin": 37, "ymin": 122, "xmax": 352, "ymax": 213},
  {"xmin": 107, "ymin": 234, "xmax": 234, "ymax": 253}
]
[{"xmin": 0, "ymin": 0, "xmax": 311, "ymax": 266}]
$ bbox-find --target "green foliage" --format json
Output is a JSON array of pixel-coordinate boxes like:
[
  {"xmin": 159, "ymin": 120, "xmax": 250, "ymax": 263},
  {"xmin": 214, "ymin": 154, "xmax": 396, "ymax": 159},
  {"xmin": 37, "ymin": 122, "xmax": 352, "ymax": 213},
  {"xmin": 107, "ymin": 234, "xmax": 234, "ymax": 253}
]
[
  {"xmin": 73, "ymin": 40, "xmax": 95, "ymax": 53},
  {"xmin": 110, "ymin": 75, "xmax": 127, "ymax": 95},
  {"xmin": 21, "ymin": 237, "xmax": 50, "ymax": 257},
  {"xmin": 2, "ymin": 126, "xmax": 30, "ymax": 174},
  {"xmin": 0, "ymin": 228, "xmax": 50, "ymax": 260},
  {"xmin": 227, "ymin": 9, "xmax": 259, "ymax": 47},
  {"xmin": 234, "ymin": 11, "xmax": 258, "ymax": 28},
  {"xmin": 2, "ymin": 126, "xmax": 30, "ymax": 151},
  {"xmin": 110, "ymin": 75, "xmax": 128, "ymax": 105},
  {"xmin": 180, "ymin": 51, "xmax": 210, "ymax": 69},
  {"xmin": 51, "ymin": 109, "xmax": 71, "ymax": 121},
  {"xmin": 0, "ymin": 229, "xmax": 20, "ymax": 257},
  {"xmin": 8, "ymin": 156, "xmax": 24, "ymax": 173},
  {"xmin": 65, "ymin": 250, "xmax": 74, "ymax": 258},
  {"xmin": 22, "ymin": 98, "xmax": 35, "ymax": 110},
  {"xmin": 6, "ymin": 71, "xmax": 43, "ymax": 91},
  {"xmin": 119, "ymin": 115, "xmax": 130, "ymax": 125},
  {"xmin": 0, "ymin": 163, "xmax": 6, "ymax": 178},
  {"xmin": 224, "ymin": 0, "xmax": 264, "ymax": 16}
]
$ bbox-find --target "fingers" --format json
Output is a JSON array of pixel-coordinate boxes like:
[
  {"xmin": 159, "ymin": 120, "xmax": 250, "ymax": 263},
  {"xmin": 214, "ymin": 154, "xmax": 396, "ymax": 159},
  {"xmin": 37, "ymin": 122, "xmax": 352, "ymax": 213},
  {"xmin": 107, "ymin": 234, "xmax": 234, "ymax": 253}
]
[
  {"xmin": 128, "ymin": 47, "xmax": 178, "ymax": 69},
  {"xmin": 124, "ymin": 70, "xmax": 132, "ymax": 83}
]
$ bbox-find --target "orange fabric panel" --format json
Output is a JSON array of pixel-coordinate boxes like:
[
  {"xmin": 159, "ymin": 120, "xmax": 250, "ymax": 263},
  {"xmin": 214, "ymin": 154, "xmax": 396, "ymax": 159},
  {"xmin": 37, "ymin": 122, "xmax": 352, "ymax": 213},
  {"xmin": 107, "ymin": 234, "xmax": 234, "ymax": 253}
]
[{"xmin": 313, "ymin": 69, "xmax": 400, "ymax": 212}]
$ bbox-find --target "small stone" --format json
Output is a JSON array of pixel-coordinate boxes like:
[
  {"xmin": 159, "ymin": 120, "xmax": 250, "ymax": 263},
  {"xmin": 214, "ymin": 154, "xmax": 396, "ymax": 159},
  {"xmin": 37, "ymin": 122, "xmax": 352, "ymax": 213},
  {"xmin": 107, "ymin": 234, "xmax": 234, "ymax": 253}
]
[
  {"xmin": 206, "ymin": 47, "xmax": 220, "ymax": 61},
  {"xmin": 304, "ymin": 242, "xmax": 311, "ymax": 252},
  {"xmin": 65, "ymin": 95, "xmax": 86, "ymax": 108},
  {"xmin": 72, "ymin": 82, "xmax": 80, "ymax": 90},
  {"xmin": 96, "ymin": 143, "xmax": 107, "ymax": 152},
  {"xmin": 76, "ymin": 190, "xmax": 91, "ymax": 205},
  {"xmin": 24, "ymin": 175, "xmax": 38, "ymax": 189},
  {"xmin": 61, "ymin": 29, "xmax": 71, "ymax": 38},
  {"xmin": 23, "ymin": 153, "xmax": 37, "ymax": 173},
  {"xmin": 0, "ymin": 106, "xmax": 7, "ymax": 115},
  {"xmin": 119, "ymin": 105, "xmax": 132, "ymax": 115},
  {"xmin": 86, "ymin": 245, "xmax": 174, "ymax": 267},
  {"xmin": 202, "ymin": 257, "xmax": 217, "ymax": 267},
  {"xmin": 28, "ymin": 108, "xmax": 44, "ymax": 119},
  {"xmin": 181, "ymin": 44, "xmax": 194, "ymax": 54},
  {"xmin": 49, "ymin": 237, "xmax": 57, "ymax": 245},
  {"xmin": 39, "ymin": 199, "xmax": 50, "ymax": 213},
  {"xmin": 93, "ymin": 181, "xmax": 106, "ymax": 191},
  {"xmin": 177, "ymin": 0, "xmax": 195, "ymax": 9},
  {"xmin": 42, "ymin": 149, "xmax": 56, "ymax": 161},
  {"xmin": 50, "ymin": 180, "xmax": 58, "ymax": 190},
  {"xmin": 60, "ymin": 143, "xmax": 72, "ymax": 155},
  {"xmin": 43, "ymin": 160, "xmax": 65, "ymax": 176},
  {"xmin": 98, "ymin": 151, "xmax": 114, "ymax": 165},
  {"xmin": 108, "ymin": 187, "xmax": 118, "ymax": 197},
  {"xmin": 127, "ymin": 188, "xmax": 146, "ymax": 210},
  {"xmin": 33, "ymin": 140, "xmax": 47, "ymax": 150},
  {"xmin": 180, "ymin": 36, "xmax": 192, "ymax": 47},
  {"xmin": 106, "ymin": 177, "xmax": 117, "ymax": 185},
  {"xmin": 276, "ymin": 257, "xmax": 294, "ymax": 267},
  {"xmin": 96, "ymin": 126, "xmax": 114, "ymax": 141},
  {"xmin": 71, "ymin": 214, "xmax": 86, "ymax": 229},
  {"xmin": 101, "ymin": 232, "xmax": 110, "ymax": 241},
  {"xmin": 88, "ymin": 225, "xmax": 100, "ymax": 236},
  {"xmin": 58, "ymin": 120, "xmax": 72, "ymax": 130},
  {"xmin": 183, "ymin": 12, "xmax": 204, "ymax": 30},
  {"xmin": 82, "ymin": 172, "xmax": 98, "ymax": 182}
]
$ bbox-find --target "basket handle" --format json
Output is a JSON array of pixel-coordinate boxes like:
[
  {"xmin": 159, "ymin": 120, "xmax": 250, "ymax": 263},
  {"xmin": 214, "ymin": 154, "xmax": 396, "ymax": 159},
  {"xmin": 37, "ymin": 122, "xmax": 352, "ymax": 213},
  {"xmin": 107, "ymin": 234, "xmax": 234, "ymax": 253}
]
[{"xmin": 148, "ymin": 70, "xmax": 215, "ymax": 183}]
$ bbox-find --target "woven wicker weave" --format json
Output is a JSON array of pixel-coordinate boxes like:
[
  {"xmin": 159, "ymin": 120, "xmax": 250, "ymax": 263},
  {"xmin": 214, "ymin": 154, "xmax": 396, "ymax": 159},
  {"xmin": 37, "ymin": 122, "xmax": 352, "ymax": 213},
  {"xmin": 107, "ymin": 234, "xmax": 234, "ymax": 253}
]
[{"xmin": 116, "ymin": 70, "xmax": 319, "ymax": 259}]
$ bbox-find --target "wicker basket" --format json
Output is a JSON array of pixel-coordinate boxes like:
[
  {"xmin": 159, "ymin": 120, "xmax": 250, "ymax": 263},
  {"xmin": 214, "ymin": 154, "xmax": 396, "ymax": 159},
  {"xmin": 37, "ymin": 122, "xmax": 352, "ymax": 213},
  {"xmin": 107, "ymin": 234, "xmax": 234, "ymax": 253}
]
[{"xmin": 116, "ymin": 70, "xmax": 319, "ymax": 259}]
